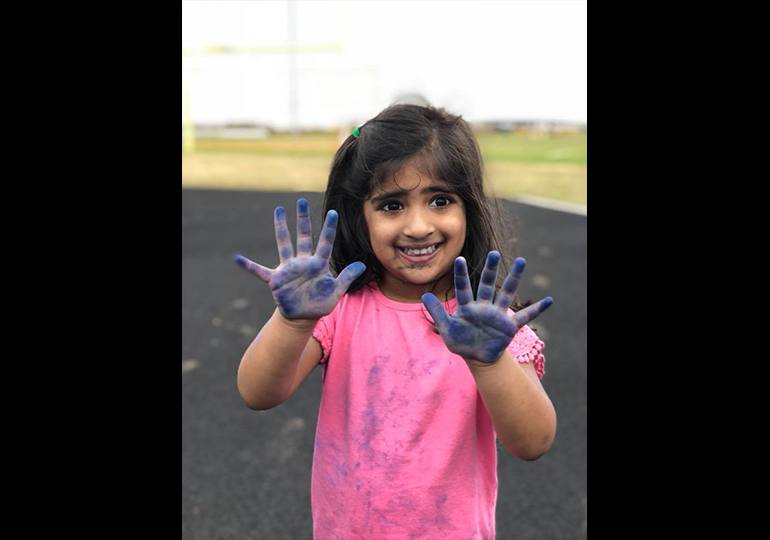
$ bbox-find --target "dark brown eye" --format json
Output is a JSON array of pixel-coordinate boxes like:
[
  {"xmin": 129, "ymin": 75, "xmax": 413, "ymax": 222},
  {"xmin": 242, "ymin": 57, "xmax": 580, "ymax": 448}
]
[
  {"xmin": 429, "ymin": 196, "xmax": 453, "ymax": 208},
  {"xmin": 379, "ymin": 201, "xmax": 403, "ymax": 212}
]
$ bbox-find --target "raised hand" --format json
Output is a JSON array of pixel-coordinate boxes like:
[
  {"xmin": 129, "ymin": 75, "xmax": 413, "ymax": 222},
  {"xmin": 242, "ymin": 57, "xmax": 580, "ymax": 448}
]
[
  {"xmin": 234, "ymin": 198, "xmax": 365, "ymax": 320},
  {"xmin": 422, "ymin": 252, "xmax": 553, "ymax": 363}
]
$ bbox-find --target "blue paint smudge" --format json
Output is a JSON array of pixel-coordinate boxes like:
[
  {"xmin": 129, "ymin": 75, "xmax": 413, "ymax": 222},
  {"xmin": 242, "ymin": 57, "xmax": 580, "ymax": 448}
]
[
  {"xmin": 309, "ymin": 277, "xmax": 336, "ymax": 301},
  {"xmin": 275, "ymin": 289, "xmax": 299, "ymax": 316},
  {"xmin": 360, "ymin": 403, "xmax": 379, "ymax": 448},
  {"xmin": 447, "ymin": 322, "xmax": 475, "ymax": 343}
]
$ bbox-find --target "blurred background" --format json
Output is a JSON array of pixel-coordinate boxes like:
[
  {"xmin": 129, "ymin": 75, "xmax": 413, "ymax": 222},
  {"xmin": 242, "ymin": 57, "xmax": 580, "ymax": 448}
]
[
  {"xmin": 183, "ymin": 1, "xmax": 586, "ymax": 539},
  {"xmin": 182, "ymin": 0, "xmax": 586, "ymax": 208}
]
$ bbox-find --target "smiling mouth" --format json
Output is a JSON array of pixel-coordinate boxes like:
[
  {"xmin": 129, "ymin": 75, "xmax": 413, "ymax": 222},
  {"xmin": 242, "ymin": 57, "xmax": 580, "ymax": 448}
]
[{"xmin": 397, "ymin": 242, "xmax": 443, "ymax": 262}]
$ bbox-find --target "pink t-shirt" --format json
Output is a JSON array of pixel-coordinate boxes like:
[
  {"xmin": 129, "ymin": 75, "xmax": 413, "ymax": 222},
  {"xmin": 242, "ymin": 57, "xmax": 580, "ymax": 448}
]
[{"xmin": 311, "ymin": 282, "xmax": 545, "ymax": 539}]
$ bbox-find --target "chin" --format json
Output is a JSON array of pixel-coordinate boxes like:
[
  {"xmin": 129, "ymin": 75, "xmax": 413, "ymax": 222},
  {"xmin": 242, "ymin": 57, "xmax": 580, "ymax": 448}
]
[{"xmin": 396, "ymin": 267, "xmax": 451, "ymax": 287}]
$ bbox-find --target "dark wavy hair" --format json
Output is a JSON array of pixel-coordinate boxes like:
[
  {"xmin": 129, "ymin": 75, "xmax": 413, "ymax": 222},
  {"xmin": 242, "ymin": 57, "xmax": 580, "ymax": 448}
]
[{"xmin": 322, "ymin": 103, "xmax": 527, "ymax": 309}]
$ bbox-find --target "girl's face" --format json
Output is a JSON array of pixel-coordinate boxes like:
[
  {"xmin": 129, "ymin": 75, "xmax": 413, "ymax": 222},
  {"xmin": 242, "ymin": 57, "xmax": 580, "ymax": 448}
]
[{"xmin": 363, "ymin": 160, "xmax": 466, "ymax": 302}]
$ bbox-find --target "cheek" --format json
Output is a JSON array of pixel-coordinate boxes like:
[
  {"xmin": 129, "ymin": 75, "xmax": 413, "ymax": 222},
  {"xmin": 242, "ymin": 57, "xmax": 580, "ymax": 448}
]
[
  {"xmin": 447, "ymin": 213, "xmax": 467, "ymax": 247},
  {"xmin": 457, "ymin": 220, "xmax": 467, "ymax": 242},
  {"xmin": 365, "ymin": 218, "xmax": 394, "ymax": 252},
  {"xmin": 363, "ymin": 210, "xmax": 378, "ymax": 247}
]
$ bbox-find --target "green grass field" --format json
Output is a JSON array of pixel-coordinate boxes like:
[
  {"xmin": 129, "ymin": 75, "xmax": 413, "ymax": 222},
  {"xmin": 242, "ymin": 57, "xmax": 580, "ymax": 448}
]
[{"xmin": 182, "ymin": 130, "xmax": 586, "ymax": 205}]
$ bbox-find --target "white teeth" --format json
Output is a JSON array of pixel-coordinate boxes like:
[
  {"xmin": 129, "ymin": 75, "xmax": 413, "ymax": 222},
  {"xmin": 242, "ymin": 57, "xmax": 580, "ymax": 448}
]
[{"xmin": 403, "ymin": 244, "xmax": 438, "ymax": 256}]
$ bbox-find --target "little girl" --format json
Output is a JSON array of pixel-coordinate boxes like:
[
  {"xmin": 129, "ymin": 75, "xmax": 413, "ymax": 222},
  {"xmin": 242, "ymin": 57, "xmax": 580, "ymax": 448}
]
[{"xmin": 235, "ymin": 104, "xmax": 556, "ymax": 539}]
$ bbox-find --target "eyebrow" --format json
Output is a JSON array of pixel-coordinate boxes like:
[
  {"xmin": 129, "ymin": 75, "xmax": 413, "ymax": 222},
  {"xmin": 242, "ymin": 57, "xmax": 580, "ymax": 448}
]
[{"xmin": 369, "ymin": 185, "xmax": 454, "ymax": 204}]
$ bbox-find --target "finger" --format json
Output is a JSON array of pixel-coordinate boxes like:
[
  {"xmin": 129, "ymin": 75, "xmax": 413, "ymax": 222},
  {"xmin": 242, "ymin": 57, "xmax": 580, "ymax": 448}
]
[
  {"xmin": 454, "ymin": 257, "xmax": 474, "ymax": 306},
  {"xmin": 421, "ymin": 292, "xmax": 451, "ymax": 333},
  {"xmin": 495, "ymin": 257, "xmax": 526, "ymax": 310},
  {"xmin": 296, "ymin": 198, "xmax": 313, "ymax": 256},
  {"xmin": 274, "ymin": 206, "xmax": 294, "ymax": 263},
  {"xmin": 314, "ymin": 209, "xmax": 338, "ymax": 261},
  {"xmin": 234, "ymin": 254, "xmax": 273, "ymax": 283},
  {"xmin": 476, "ymin": 251, "xmax": 500, "ymax": 303},
  {"xmin": 334, "ymin": 261, "xmax": 366, "ymax": 295},
  {"xmin": 512, "ymin": 296, "xmax": 553, "ymax": 327}
]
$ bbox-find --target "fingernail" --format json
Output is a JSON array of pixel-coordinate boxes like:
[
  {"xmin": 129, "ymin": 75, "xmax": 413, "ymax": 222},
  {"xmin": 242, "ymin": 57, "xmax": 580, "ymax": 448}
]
[{"xmin": 352, "ymin": 261, "xmax": 366, "ymax": 274}]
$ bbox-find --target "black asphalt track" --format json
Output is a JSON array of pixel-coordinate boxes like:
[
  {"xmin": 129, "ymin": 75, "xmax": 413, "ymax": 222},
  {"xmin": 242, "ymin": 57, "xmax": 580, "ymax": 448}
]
[{"xmin": 182, "ymin": 189, "xmax": 586, "ymax": 539}]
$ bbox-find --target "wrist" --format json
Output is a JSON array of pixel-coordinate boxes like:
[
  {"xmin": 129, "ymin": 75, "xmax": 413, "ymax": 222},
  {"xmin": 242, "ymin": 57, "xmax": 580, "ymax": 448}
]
[
  {"xmin": 274, "ymin": 308, "xmax": 319, "ymax": 333},
  {"xmin": 465, "ymin": 353, "xmax": 504, "ymax": 373}
]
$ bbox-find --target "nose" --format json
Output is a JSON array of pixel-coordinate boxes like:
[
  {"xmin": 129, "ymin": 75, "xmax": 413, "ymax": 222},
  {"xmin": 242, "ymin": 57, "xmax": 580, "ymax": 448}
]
[{"xmin": 402, "ymin": 207, "xmax": 436, "ymax": 239}]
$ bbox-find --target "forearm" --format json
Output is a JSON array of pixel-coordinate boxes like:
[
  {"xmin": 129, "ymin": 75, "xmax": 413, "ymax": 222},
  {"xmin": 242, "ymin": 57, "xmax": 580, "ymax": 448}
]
[
  {"xmin": 467, "ymin": 351, "xmax": 557, "ymax": 460},
  {"xmin": 237, "ymin": 308, "xmax": 317, "ymax": 410}
]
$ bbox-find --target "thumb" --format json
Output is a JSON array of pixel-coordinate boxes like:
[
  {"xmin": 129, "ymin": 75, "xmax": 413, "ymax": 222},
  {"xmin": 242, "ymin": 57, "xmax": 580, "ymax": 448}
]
[
  {"xmin": 334, "ymin": 261, "xmax": 366, "ymax": 295},
  {"xmin": 234, "ymin": 254, "xmax": 273, "ymax": 284},
  {"xmin": 421, "ymin": 293, "xmax": 450, "ymax": 333}
]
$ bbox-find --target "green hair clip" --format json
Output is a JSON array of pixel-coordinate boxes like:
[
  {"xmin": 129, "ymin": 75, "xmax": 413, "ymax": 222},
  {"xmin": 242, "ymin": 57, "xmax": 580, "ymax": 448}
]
[{"xmin": 352, "ymin": 126, "xmax": 360, "ymax": 139}]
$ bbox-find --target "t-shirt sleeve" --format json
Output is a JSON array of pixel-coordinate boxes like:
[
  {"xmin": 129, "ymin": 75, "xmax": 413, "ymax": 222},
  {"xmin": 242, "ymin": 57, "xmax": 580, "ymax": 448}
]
[
  {"xmin": 506, "ymin": 310, "xmax": 546, "ymax": 379},
  {"xmin": 311, "ymin": 309, "xmax": 337, "ymax": 364}
]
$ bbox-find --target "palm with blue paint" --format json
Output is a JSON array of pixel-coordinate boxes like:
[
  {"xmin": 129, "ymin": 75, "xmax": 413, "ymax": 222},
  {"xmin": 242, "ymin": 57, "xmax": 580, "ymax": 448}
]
[
  {"xmin": 235, "ymin": 198, "xmax": 366, "ymax": 320},
  {"xmin": 422, "ymin": 252, "xmax": 553, "ymax": 363}
]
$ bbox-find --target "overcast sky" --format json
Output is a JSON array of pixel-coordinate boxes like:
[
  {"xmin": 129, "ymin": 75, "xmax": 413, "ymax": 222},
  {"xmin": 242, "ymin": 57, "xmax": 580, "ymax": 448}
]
[{"xmin": 183, "ymin": 0, "xmax": 586, "ymax": 129}]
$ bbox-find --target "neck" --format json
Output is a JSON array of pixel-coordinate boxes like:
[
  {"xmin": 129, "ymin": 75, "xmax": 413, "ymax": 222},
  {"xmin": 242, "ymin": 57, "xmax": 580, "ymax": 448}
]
[{"xmin": 378, "ymin": 272, "xmax": 455, "ymax": 303}]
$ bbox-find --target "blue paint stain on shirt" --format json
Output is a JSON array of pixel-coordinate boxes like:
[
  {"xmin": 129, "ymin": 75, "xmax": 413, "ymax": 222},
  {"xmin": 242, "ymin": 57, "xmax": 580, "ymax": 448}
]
[{"xmin": 360, "ymin": 404, "xmax": 379, "ymax": 448}]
